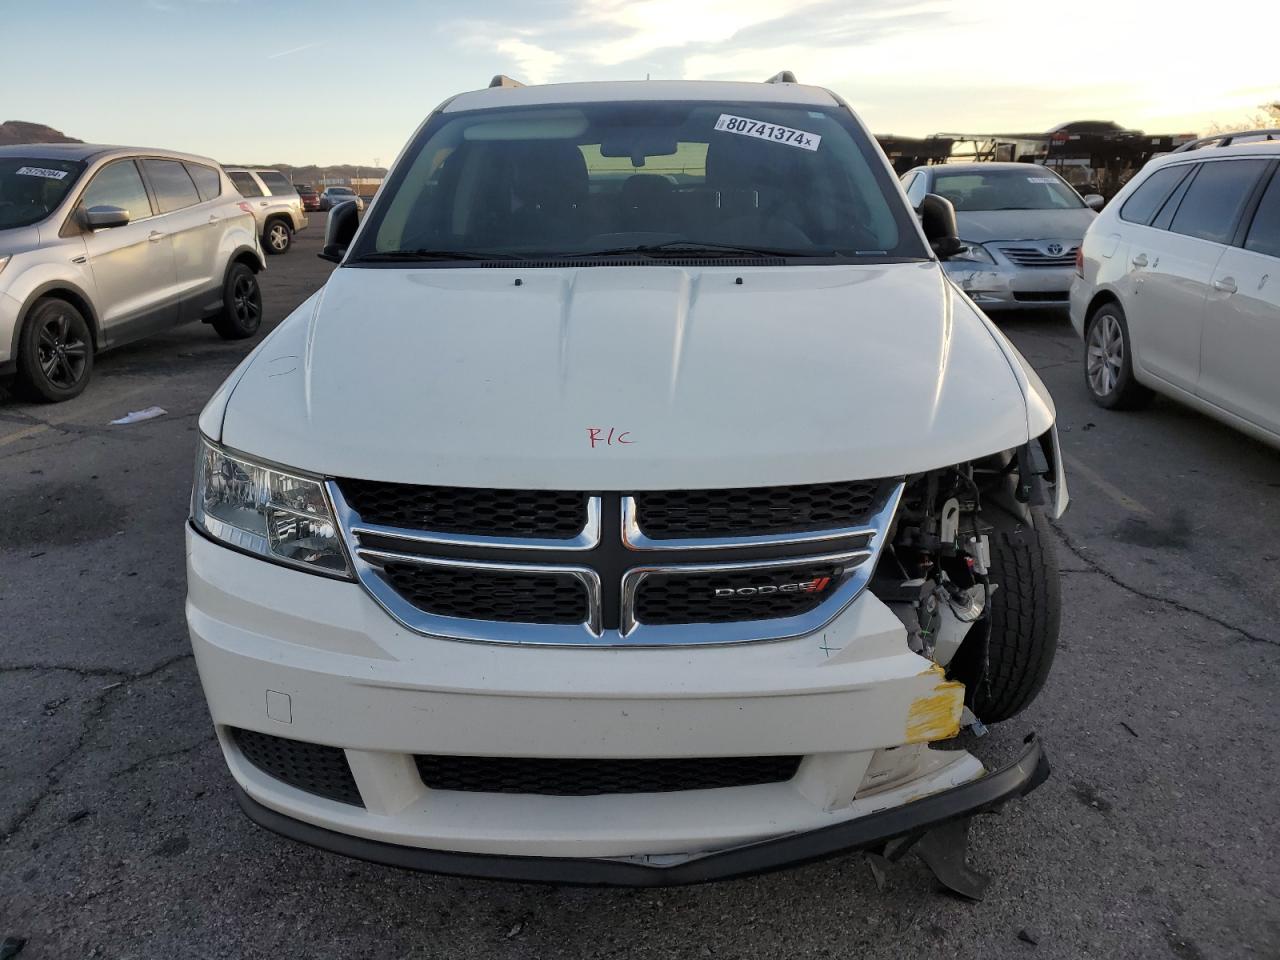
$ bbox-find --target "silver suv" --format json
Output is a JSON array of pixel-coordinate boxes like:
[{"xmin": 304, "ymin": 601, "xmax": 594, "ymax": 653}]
[
  {"xmin": 224, "ymin": 167, "xmax": 309, "ymax": 255},
  {"xmin": 0, "ymin": 144, "xmax": 264, "ymax": 401}
]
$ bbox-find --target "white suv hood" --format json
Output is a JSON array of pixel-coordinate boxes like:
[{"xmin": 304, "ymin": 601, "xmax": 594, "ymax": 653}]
[{"xmin": 215, "ymin": 262, "xmax": 1035, "ymax": 488}]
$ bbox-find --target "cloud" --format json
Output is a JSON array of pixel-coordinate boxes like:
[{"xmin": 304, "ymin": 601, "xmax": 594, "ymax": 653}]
[{"xmin": 493, "ymin": 37, "xmax": 565, "ymax": 85}]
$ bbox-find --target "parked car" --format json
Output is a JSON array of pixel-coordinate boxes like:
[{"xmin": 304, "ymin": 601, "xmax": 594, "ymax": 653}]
[
  {"xmin": 0, "ymin": 144, "xmax": 263, "ymax": 401},
  {"xmin": 188, "ymin": 75, "xmax": 1067, "ymax": 888},
  {"xmin": 294, "ymin": 182, "xmax": 321, "ymax": 212},
  {"xmin": 224, "ymin": 167, "xmax": 308, "ymax": 255},
  {"xmin": 900, "ymin": 162, "xmax": 1102, "ymax": 311},
  {"xmin": 1071, "ymin": 139, "xmax": 1280, "ymax": 446},
  {"xmin": 319, "ymin": 185, "xmax": 364, "ymax": 212}
]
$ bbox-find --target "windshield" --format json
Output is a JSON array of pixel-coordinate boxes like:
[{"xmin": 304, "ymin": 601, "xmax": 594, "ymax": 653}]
[
  {"xmin": 931, "ymin": 168, "xmax": 1084, "ymax": 211},
  {"xmin": 331, "ymin": 187, "xmax": 354, "ymax": 195},
  {"xmin": 351, "ymin": 100, "xmax": 926, "ymax": 263},
  {"xmin": 0, "ymin": 158, "xmax": 84, "ymax": 229}
]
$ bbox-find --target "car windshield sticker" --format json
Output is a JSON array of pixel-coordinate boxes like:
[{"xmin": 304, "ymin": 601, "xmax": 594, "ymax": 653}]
[
  {"xmin": 714, "ymin": 114, "xmax": 821, "ymax": 152},
  {"xmin": 15, "ymin": 166, "xmax": 69, "ymax": 180},
  {"xmin": 1026, "ymin": 177, "xmax": 1056, "ymax": 183}
]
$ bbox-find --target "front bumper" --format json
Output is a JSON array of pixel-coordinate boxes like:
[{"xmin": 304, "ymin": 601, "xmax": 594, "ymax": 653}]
[
  {"xmin": 235, "ymin": 735, "xmax": 1048, "ymax": 885},
  {"xmin": 944, "ymin": 261, "xmax": 1075, "ymax": 311},
  {"xmin": 187, "ymin": 527, "xmax": 1045, "ymax": 879}
]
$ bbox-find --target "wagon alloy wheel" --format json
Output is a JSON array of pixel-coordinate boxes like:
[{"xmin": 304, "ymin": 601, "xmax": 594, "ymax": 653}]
[
  {"xmin": 1086, "ymin": 312, "xmax": 1123, "ymax": 397},
  {"xmin": 1082, "ymin": 303, "xmax": 1153, "ymax": 410}
]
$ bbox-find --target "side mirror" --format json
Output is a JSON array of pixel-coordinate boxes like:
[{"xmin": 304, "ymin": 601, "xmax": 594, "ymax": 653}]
[
  {"xmin": 85, "ymin": 205, "xmax": 130, "ymax": 230},
  {"xmin": 1084, "ymin": 194, "xmax": 1106, "ymax": 212},
  {"xmin": 919, "ymin": 193, "xmax": 964, "ymax": 259},
  {"xmin": 319, "ymin": 200, "xmax": 360, "ymax": 263}
]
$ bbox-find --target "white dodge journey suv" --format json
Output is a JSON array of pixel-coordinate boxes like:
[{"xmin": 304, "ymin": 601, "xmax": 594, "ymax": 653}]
[{"xmin": 188, "ymin": 76, "xmax": 1067, "ymax": 889}]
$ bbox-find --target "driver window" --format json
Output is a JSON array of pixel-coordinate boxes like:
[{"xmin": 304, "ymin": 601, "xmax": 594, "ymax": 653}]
[{"xmin": 81, "ymin": 160, "xmax": 153, "ymax": 222}]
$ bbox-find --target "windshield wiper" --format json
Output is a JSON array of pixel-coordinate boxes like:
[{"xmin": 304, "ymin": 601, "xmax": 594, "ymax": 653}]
[
  {"xmin": 570, "ymin": 240, "xmax": 828, "ymax": 259},
  {"xmin": 349, "ymin": 249, "xmax": 526, "ymax": 263}
]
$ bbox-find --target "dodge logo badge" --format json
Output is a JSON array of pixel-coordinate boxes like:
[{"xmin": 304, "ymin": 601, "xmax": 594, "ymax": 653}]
[{"xmin": 715, "ymin": 577, "xmax": 832, "ymax": 598}]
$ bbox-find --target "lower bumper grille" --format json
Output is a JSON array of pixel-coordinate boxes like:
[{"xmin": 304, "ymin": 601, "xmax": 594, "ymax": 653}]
[
  {"xmin": 1013, "ymin": 291, "xmax": 1069, "ymax": 302},
  {"xmin": 231, "ymin": 728, "xmax": 362, "ymax": 807},
  {"xmin": 414, "ymin": 754, "xmax": 802, "ymax": 796}
]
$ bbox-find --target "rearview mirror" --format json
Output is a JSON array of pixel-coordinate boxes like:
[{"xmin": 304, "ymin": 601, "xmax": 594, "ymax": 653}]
[
  {"xmin": 319, "ymin": 200, "xmax": 360, "ymax": 263},
  {"xmin": 85, "ymin": 205, "xmax": 130, "ymax": 230},
  {"xmin": 1083, "ymin": 194, "xmax": 1106, "ymax": 212},
  {"xmin": 918, "ymin": 194, "xmax": 964, "ymax": 259}
]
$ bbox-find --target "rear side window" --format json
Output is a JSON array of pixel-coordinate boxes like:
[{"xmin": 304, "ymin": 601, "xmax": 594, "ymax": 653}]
[
  {"xmin": 1119, "ymin": 165, "xmax": 1189, "ymax": 225},
  {"xmin": 1168, "ymin": 159, "xmax": 1269, "ymax": 244},
  {"xmin": 185, "ymin": 163, "xmax": 221, "ymax": 202},
  {"xmin": 228, "ymin": 171, "xmax": 263, "ymax": 197},
  {"xmin": 81, "ymin": 160, "xmax": 152, "ymax": 221},
  {"xmin": 1243, "ymin": 169, "xmax": 1280, "ymax": 259},
  {"xmin": 257, "ymin": 171, "xmax": 295, "ymax": 195},
  {"xmin": 141, "ymin": 159, "xmax": 200, "ymax": 213}
]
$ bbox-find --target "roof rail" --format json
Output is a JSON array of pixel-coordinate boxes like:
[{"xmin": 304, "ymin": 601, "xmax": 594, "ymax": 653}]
[
  {"xmin": 1172, "ymin": 128, "xmax": 1280, "ymax": 153},
  {"xmin": 489, "ymin": 74, "xmax": 525, "ymax": 89},
  {"xmin": 765, "ymin": 71, "xmax": 797, "ymax": 84}
]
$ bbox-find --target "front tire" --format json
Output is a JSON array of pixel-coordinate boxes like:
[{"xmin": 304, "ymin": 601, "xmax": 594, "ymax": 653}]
[
  {"xmin": 949, "ymin": 506, "xmax": 1060, "ymax": 722},
  {"xmin": 14, "ymin": 298, "xmax": 94, "ymax": 402},
  {"xmin": 264, "ymin": 219, "xmax": 292, "ymax": 255},
  {"xmin": 212, "ymin": 263, "xmax": 263, "ymax": 340},
  {"xmin": 1084, "ymin": 302, "xmax": 1152, "ymax": 409}
]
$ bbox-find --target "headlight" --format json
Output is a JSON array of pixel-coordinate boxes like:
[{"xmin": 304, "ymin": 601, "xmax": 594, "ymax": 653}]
[
  {"xmin": 192, "ymin": 437, "xmax": 350, "ymax": 577},
  {"xmin": 949, "ymin": 241, "xmax": 996, "ymax": 265}
]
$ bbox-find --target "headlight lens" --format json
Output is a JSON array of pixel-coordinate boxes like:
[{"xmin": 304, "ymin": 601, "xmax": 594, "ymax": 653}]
[
  {"xmin": 949, "ymin": 241, "xmax": 996, "ymax": 265},
  {"xmin": 192, "ymin": 438, "xmax": 350, "ymax": 577}
]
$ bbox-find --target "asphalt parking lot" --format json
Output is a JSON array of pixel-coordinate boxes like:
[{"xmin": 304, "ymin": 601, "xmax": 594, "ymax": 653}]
[{"xmin": 2, "ymin": 216, "xmax": 1277, "ymax": 960}]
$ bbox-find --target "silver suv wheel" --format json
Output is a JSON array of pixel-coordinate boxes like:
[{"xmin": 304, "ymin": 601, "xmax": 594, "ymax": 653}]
[{"xmin": 265, "ymin": 221, "xmax": 291, "ymax": 254}]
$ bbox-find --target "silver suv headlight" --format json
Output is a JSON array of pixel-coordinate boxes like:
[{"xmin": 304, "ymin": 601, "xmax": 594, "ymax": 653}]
[{"xmin": 192, "ymin": 437, "xmax": 351, "ymax": 577}]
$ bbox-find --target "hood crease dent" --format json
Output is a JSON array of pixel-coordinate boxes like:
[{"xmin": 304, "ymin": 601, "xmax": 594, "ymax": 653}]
[{"xmin": 219, "ymin": 263, "xmax": 1034, "ymax": 489}]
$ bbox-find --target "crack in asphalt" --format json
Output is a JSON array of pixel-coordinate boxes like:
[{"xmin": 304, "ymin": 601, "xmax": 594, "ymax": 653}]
[
  {"xmin": 107, "ymin": 734, "xmax": 216, "ymax": 781},
  {"xmin": 1051, "ymin": 522, "xmax": 1275, "ymax": 647},
  {"xmin": 0, "ymin": 651, "xmax": 195, "ymax": 844}
]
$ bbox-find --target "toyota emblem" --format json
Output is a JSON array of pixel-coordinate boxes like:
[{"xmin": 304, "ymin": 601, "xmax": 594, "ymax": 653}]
[{"xmin": 1046, "ymin": 242, "xmax": 1064, "ymax": 256}]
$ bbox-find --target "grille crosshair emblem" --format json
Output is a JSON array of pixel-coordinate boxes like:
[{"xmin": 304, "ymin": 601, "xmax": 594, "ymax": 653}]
[{"xmin": 1045, "ymin": 242, "xmax": 1064, "ymax": 256}]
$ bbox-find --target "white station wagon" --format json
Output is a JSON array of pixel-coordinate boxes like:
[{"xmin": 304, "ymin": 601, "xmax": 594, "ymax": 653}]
[{"xmin": 1071, "ymin": 133, "xmax": 1280, "ymax": 445}]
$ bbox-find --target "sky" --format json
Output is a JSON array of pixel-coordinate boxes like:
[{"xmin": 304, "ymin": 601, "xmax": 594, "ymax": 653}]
[{"xmin": 2, "ymin": 0, "xmax": 1276, "ymax": 167}]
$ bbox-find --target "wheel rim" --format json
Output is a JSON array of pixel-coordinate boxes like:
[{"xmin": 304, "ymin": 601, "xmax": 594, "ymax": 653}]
[
  {"xmin": 36, "ymin": 311, "xmax": 88, "ymax": 389},
  {"xmin": 1087, "ymin": 312, "xmax": 1124, "ymax": 396},
  {"xmin": 268, "ymin": 224, "xmax": 288, "ymax": 250},
  {"xmin": 233, "ymin": 274, "xmax": 261, "ymax": 325}
]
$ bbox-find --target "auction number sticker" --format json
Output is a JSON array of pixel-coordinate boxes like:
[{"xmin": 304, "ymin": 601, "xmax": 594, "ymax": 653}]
[
  {"xmin": 16, "ymin": 166, "xmax": 68, "ymax": 180},
  {"xmin": 715, "ymin": 114, "xmax": 821, "ymax": 152}
]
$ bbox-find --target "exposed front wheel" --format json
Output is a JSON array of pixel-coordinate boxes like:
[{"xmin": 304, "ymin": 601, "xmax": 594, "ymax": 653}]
[
  {"xmin": 264, "ymin": 220, "xmax": 292, "ymax": 255},
  {"xmin": 212, "ymin": 263, "xmax": 263, "ymax": 340},
  {"xmin": 1084, "ymin": 302, "xmax": 1152, "ymax": 409},
  {"xmin": 949, "ymin": 506, "xmax": 1060, "ymax": 722},
  {"xmin": 14, "ymin": 298, "xmax": 94, "ymax": 402}
]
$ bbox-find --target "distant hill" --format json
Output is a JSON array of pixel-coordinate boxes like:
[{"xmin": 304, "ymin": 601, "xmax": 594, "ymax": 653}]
[{"xmin": 0, "ymin": 120, "xmax": 82, "ymax": 146}]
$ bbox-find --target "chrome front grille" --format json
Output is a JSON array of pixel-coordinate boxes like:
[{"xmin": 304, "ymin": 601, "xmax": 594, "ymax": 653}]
[
  {"xmin": 998, "ymin": 243, "xmax": 1078, "ymax": 268},
  {"xmin": 330, "ymin": 479, "xmax": 903, "ymax": 647}
]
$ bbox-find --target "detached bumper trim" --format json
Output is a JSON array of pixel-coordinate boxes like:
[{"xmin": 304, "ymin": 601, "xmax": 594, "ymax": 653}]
[{"xmin": 233, "ymin": 734, "xmax": 1049, "ymax": 886}]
